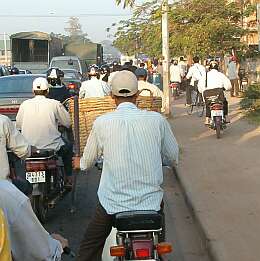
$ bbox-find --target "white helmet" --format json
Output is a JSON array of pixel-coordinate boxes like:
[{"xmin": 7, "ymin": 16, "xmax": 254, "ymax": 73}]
[{"xmin": 33, "ymin": 77, "xmax": 49, "ymax": 91}]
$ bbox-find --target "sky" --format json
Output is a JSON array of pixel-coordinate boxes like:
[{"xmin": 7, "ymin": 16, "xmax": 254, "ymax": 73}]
[{"xmin": 0, "ymin": 0, "xmax": 144, "ymax": 43}]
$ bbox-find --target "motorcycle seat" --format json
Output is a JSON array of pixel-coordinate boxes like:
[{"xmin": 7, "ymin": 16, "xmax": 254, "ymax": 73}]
[
  {"xmin": 114, "ymin": 210, "xmax": 162, "ymax": 231},
  {"xmin": 30, "ymin": 149, "xmax": 56, "ymax": 158}
]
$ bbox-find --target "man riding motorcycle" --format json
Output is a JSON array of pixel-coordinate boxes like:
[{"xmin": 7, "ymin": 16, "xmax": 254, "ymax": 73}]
[
  {"xmin": 79, "ymin": 66, "xmax": 110, "ymax": 98},
  {"xmin": 73, "ymin": 70, "xmax": 179, "ymax": 261},
  {"xmin": 0, "ymin": 113, "xmax": 31, "ymax": 180},
  {"xmin": 16, "ymin": 77, "xmax": 73, "ymax": 186},
  {"xmin": 47, "ymin": 68, "xmax": 71, "ymax": 103},
  {"xmin": 198, "ymin": 61, "xmax": 232, "ymax": 125}
]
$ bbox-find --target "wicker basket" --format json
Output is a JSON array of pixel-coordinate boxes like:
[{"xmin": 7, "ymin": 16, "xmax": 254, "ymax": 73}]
[{"xmin": 69, "ymin": 91, "xmax": 162, "ymax": 156}]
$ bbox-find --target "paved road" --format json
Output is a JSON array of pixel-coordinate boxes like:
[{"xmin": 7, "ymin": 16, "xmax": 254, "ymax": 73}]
[{"xmin": 44, "ymin": 167, "xmax": 210, "ymax": 261}]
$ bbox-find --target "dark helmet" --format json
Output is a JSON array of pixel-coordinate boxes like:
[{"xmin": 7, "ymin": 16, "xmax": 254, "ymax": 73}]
[
  {"xmin": 135, "ymin": 68, "xmax": 147, "ymax": 78},
  {"xmin": 10, "ymin": 67, "xmax": 20, "ymax": 75},
  {"xmin": 47, "ymin": 68, "xmax": 64, "ymax": 86},
  {"xmin": 209, "ymin": 61, "xmax": 219, "ymax": 71},
  {"xmin": 100, "ymin": 65, "xmax": 110, "ymax": 75}
]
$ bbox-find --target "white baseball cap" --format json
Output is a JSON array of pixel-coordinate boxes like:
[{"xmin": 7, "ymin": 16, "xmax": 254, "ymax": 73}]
[
  {"xmin": 111, "ymin": 70, "xmax": 138, "ymax": 97},
  {"xmin": 33, "ymin": 77, "xmax": 49, "ymax": 91}
]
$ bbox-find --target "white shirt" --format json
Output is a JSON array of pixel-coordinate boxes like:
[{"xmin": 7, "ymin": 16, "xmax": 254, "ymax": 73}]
[
  {"xmin": 198, "ymin": 69, "xmax": 232, "ymax": 93},
  {"xmin": 79, "ymin": 78, "xmax": 108, "ymax": 98},
  {"xmin": 80, "ymin": 102, "xmax": 179, "ymax": 214},
  {"xmin": 16, "ymin": 96, "xmax": 71, "ymax": 151},
  {"xmin": 186, "ymin": 63, "xmax": 206, "ymax": 86},
  {"xmin": 0, "ymin": 114, "xmax": 30, "ymax": 180},
  {"xmin": 179, "ymin": 61, "xmax": 187, "ymax": 77},
  {"xmin": 170, "ymin": 64, "xmax": 182, "ymax": 83},
  {"xmin": 138, "ymin": 80, "xmax": 166, "ymax": 112},
  {"xmin": 226, "ymin": 61, "xmax": 238, "ymax": 80},
  {"xmin": 0, "ymin": 180, "xmax": 63, "ymax": 261}
]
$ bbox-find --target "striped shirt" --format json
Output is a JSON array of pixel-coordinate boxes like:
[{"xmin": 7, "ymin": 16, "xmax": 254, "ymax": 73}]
[{"xmin": 80, "ymin": 102, "xmax": 179, "ymax": 214}]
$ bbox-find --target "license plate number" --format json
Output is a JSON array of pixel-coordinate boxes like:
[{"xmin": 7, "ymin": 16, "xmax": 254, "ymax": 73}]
[
  {"xmin": 211, "ymin": 110, "xmax": 223, "ymax": 117},
  {"xmin": 26, "ymin": 171, "xmax": 46, "ymax": 184}
]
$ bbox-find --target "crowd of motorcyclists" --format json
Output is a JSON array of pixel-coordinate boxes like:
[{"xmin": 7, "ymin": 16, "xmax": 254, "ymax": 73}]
[{"xmin": 0, "ymin": 52, "xmax": 243, "ymax": 260}]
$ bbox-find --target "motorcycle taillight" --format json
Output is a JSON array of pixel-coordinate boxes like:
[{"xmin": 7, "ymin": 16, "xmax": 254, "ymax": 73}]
[
  {"xmin": 132, "ymin": 240, "xmax": 153, "ymax": 259},
  {"xmin": 211, "ymin": 103, "xmax": 223, "ymax": 110},
  {"xmin": 26, "ymin": 161, "xmax": 47, "ymax": 171}
]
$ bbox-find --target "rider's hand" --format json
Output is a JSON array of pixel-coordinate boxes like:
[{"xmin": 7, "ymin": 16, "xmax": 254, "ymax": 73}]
[
  {"xmin": 30, "ymin": 146, "xmax": 38, "ymax": 155},
  {"xmin": 72, "ymin": 156, "xmax": 81, "ymax": 170},
  {"xmin": 51, "ymin": 233, "xmax": 69, "ymax": 249}
]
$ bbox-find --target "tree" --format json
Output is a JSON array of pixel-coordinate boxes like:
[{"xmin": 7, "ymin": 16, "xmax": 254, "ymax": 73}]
[
  {"xmin": 113, "ymin": 0, "xmax": 255, "ymax": 58},
  {"xmin": 115, "ymin": 0, "xmax": 135, "ymax": 8},
  {"xmin": 64, "ymin": 17, "xmax": 90, "ymax": 43}
]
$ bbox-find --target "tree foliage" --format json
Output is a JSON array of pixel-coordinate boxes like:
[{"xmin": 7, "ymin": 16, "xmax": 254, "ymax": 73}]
[
  {"xmin": 64, "ymin": 17, "xmax": 90, "ymax": 43},
  {"xmin": 113, "ymin": 0, "xmax": 255, "ymax": 58}
]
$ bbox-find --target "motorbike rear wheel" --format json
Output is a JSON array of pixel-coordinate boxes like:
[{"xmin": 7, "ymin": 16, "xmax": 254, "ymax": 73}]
[
  {"xmin": 32, "ymin": 195, "xmax": 48, "ymax": 223},
  {"xmin": 215, "ymin": 119, "xmax": 221, "ymax": 139}
]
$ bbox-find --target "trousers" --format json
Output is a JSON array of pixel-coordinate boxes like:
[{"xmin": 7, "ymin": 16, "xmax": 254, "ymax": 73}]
[{"xmin": 77, "ymin": 201, "xmax": 165, "ymax": 261}]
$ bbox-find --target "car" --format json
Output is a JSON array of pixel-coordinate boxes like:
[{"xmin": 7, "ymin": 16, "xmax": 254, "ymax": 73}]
[
  {"xmin": 0, "ymin": 65, "xmax": 10, "ymax": 77},
  {"xmin": 19, "ymin": 69, "xmax": 32, "ymax": 74},
  {"xmin": 62, "ymin": 69, "xmax": 82, "ymax": 90},
  {"xmin": 49, "ymin": 56, "xmax": 83, "ymax": 75},
  {"xmin": 0, "ymin": 74, "xmax": 44, "ymax": 120}
]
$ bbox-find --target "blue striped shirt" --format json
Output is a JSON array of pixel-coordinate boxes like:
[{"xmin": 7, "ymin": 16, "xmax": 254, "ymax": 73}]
[{"xmin": 80, "ymin": 102, "xmax": 179, "ymax": 214}]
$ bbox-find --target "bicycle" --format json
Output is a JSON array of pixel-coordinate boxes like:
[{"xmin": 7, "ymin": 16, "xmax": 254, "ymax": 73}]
[{"xmin": 186, "ymin": 89, "xmax": 205, "ymax": 117}]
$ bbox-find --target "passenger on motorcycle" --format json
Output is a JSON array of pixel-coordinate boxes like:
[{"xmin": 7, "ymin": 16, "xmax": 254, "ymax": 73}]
[
  {"xmin": 135, "ymin": 68, "xmax": 165, "ymax": 112},
  {"xmin": 73, "ymin": 70, "xmax": 179, "ymax": 261},
  {"xmin": 16, "ymin": 77, "xmax": 74, "ymax": 186},
  {"xmin": 47, "ymin": 68, "xmax": 71, "ymax": 103},
  {"xmin": 79, "ymin": 66, "xmax": 110, "ymax": 98},
  {"xmin": 198, "ymin": 61, "xmax": 232, "ymax": 125},
  {"xmin": 0, "ymin": 179, "xmax": 68, "ymax": 261}
]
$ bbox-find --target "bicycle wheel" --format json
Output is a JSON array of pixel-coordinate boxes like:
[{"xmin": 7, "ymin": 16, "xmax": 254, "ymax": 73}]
[
  {"xmin": 186, "ymin": 104, "xmax": 194, "ymax": 115},
  {"xmin": 196, "ymin": 102, "xmax": 205, "ymax": 117}
]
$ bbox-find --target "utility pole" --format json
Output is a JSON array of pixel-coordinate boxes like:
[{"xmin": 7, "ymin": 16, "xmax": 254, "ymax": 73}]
[
  {"xmin": 3, "ymin": 32, "xmax": 8, "ymax": 65},
  {"xmin": 257, "ymin": 3, "xmax": 260, "ymax": 51},
  {"xmin": 162, "ymin": 0, "xmax": 171, "ymax": 116}
]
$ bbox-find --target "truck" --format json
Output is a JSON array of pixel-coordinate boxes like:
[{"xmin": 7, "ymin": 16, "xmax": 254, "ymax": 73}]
[
  {"xmin": 10, "ymin": 31, "xmax": 63, "ymax": 74},
  {"xmin": 64, "ymin": 40, "xmax": 103, "ymax": 70}
]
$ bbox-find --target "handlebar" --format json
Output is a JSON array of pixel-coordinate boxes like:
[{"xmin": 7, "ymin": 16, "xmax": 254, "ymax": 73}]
[{"xmin": 63, "ymin": 247, "xmax": 76, "ymax": 258}]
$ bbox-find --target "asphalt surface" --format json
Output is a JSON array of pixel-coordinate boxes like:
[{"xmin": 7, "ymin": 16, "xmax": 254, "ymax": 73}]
[{"xmin": 44, "ymin": 167, "xmax": 210, "ymax": 261}]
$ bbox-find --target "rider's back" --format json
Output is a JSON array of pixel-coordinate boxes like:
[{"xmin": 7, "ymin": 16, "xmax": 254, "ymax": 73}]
[
  {"xmin": 85, "ymin": 103, "xmax": 178, "ymax": 214},
  {"xmin": 16, "ymin": 96, "xmax": 70, "ymax": 151}
]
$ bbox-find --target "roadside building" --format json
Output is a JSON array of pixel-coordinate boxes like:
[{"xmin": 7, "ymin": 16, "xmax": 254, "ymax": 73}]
[{"xmin": 0, "ymin": 39, "xmax": 11, "ymax": 66}]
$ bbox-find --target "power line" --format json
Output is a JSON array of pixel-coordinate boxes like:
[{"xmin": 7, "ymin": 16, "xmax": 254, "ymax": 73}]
[{"xmin": 0, "ymin": 13, "xmax": 132, "ymax": 18}]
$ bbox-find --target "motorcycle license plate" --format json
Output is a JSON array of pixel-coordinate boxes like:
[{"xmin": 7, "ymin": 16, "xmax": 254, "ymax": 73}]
[
  {"xmin": 211, "ymin": 110, "xmax": 223, "ymax": 117},
  {"xmin": 26, "ymin": 171, "xmax": 46, "ymax": 184}
]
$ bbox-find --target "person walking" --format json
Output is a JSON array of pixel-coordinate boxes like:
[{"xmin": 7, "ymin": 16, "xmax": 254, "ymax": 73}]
[
  {"xmin": 73, "ymin": 70, "xmax": 179, "ymax": 261},
  {"xmin": 226, "ymin": 56, "xmax": 239, "ymax": 97}
]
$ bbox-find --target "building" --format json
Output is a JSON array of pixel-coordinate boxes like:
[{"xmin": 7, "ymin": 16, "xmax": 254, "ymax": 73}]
[
  {"xmin": 0, "ymin": 39, "xmax": 11, "ymax": 65},
  {"xmin": 228, "ymin": 0, "xmax": 258, "ymax": 47}
]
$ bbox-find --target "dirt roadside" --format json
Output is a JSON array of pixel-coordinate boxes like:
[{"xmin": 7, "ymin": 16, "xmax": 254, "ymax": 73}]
[{"xmin": 169, "ymin": 95, "xmax": 260, "ymax": 261}]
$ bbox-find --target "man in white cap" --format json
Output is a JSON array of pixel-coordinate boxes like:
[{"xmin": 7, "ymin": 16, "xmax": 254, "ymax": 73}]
[
  {"xmin": 16, "ymin": 77, "xmax": 73, "ymax": 185},
  {"xmin": 73, "ymin": 70, "xmax": 179, "ymax": 261}
]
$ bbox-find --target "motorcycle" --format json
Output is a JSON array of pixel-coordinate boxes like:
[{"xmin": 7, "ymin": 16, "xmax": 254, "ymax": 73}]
[
  {"xmin": 25, "ymin": 149, "xmax": 68, "ymax": 223},
  {"xmin": 209, "ymin": 98, "xmax": 226, "ymax": 139},
  {"xmin": 169, "ymin": 82, "xmax": 179, "ymax": 100},
  {"xmin": 109, "ymin": 210, "xmax": 172, "ymax": 260}
]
